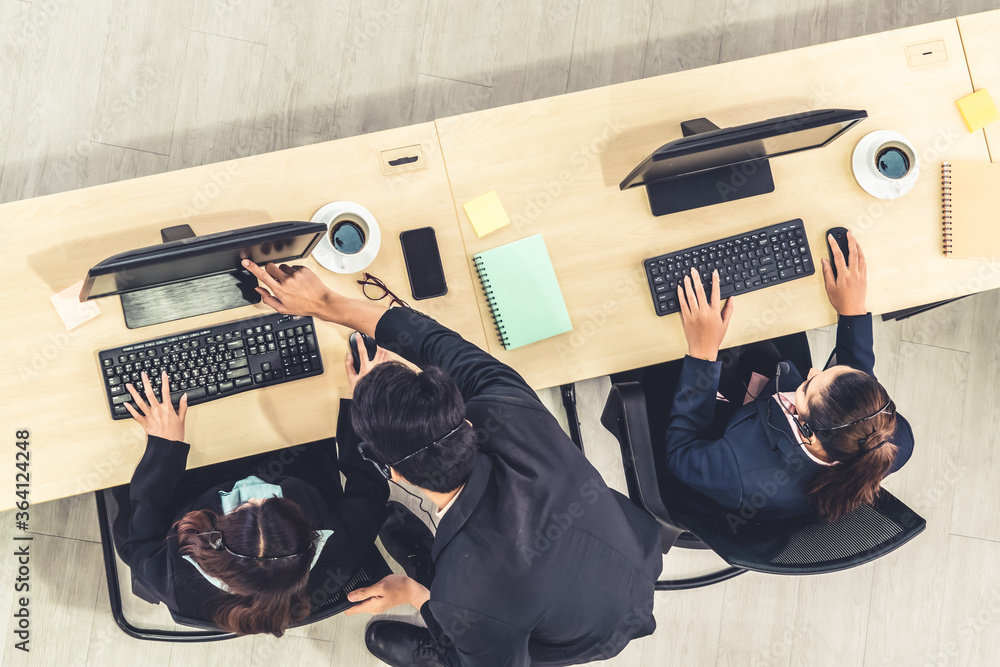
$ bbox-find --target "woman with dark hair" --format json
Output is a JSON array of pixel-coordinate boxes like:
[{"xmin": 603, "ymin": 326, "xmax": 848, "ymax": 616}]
[
  {"xmin": 660, "ymin": 231, "xmax": 913, "ymax": 521},
  {"xmin": 112, "ymin": 350, "xmax": 388, "ymax": 636}
]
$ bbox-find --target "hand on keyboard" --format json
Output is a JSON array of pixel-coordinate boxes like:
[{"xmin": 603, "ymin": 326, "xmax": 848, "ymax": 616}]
[
  {"xmin": 123, "ymin": 371, "xmax": 188, "ymax": 441},
  {"xmin": 677, "ymin": 267, "xmax": 735, "ymax": 363}
]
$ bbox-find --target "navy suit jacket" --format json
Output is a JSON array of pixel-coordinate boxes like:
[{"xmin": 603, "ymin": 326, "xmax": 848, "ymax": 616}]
[
  {"xmin": 114, "ymin": 399, "xmax": 388, "ymax": 623},
  {"xmin": 663, "ymin": 314, "xmax": 914, "ymax": 520},
  {"xmin": 374, "ymin": 308, "xmax": 663, "ymax": 667}
]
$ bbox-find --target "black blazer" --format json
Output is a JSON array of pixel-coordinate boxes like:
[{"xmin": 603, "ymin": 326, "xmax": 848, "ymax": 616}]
[
  {"xmin": 114, "ymin": 398, "xmax": 388, "ymax": 624},
  {"xmin": 375, "ymin": 308, "xmax": 663, "ymax": 667},
  {"xmin": 663, "ymin": 314, "xmax": 914, "ymax": 520}
]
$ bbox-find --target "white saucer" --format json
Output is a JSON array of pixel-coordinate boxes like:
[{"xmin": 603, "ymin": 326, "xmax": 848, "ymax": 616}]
[
  {"xmin": 851, "ymin": 130, "xmax": 919, "ymax": 200},
  {"xmin": 310, "ymin": 201, "xmax": 381, "ymax": 274}
]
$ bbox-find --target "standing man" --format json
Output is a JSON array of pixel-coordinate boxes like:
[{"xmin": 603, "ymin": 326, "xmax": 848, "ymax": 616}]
[{"xmin": 242, "ymin": 259, "xmax": 662, "ymax": 667}]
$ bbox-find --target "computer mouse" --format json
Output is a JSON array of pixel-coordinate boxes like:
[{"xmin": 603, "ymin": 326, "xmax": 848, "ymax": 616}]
[
  {"xmin": 349, "ymin": 331, "xmax": 378, "ymax": 374},
  {"xmin": 826, "ymin": 227, "xmax": 850, "ymax": 279}
]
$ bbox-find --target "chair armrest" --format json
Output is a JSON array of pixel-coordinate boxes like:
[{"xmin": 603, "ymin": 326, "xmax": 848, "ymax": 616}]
[{"xmin": 602, "ymin": 382, "xmax": 685, "ymax": 550}]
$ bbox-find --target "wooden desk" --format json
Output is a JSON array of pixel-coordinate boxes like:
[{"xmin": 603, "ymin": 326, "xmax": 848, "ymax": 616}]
[
  {"xmin": 5, "ymin": 18, "xmax": 998, "ymax": 509},
  {"xmin": 0, "ymin": 123, "xmax": 486, "ymax": 509},
  {"xmin": 437, "ymin": 19, "xmax": 995, "ymax": 389},
  {"xmin": 958, "ymin": 9, "xmax": 1000, "ymax": 162}
]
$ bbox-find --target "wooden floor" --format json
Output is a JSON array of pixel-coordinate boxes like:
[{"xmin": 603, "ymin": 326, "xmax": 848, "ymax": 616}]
[{"xmin": 3, "ymin": 0, "xmax": 1000, "ymax": 664}]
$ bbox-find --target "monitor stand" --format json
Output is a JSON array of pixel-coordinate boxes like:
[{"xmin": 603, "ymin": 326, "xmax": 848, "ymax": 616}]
[
  {"xmin": 644, "ymin": 118, "xmax": 775, "ymax": 217},
  {"xmin": 119, "ymin": 225, "xmax": 261, "ymax": 329}
]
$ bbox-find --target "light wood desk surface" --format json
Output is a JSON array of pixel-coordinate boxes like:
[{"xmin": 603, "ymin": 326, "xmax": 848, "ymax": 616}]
[
  {"xmin": 5, "ymin": 17, "xmax": 998, "ymax": 509},
  {"xmin": 1, "ymin": 123, "xmax": 486, "ymax": 509},
  {"xmin": 959, "ymin": 9, "xmax": 1000, "ymax": 162},
  {"xmin": 437, "ymin": 19, "xmax": 995, "ymax": 389}
]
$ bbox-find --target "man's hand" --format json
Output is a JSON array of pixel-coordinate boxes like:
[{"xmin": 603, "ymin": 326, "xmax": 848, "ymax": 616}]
[
  {"xmin": 677, "ymin": 268, "xmax": 734, "ymax": 362},
  {"xmin": 345, "ymin": 343, "xmax": 389, "ymax": 396},
  {"xmin": 821, "ymin": 230, "xmax": 867, "ymax": 316},
  {"xmin": 242, "ymin": 259, "xmax": 338, "ymax": 318},
  {"xmin": 344, "ymin": 574, "xmax": 430, "ymax": 615},
  {"xmin": 123, "ymin": 371, "xmax": 188, "ymax": 441}
]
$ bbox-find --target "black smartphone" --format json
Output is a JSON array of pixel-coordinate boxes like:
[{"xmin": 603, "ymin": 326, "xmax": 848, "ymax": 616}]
[{"xmin": 399, "ymin": 227, "xmax": 448, "ymax": 300}]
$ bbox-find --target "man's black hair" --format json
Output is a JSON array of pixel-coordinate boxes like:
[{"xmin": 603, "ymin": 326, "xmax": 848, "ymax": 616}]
[{"xmin": 351, "ymin": 362, "xmax": 477, "ymax": 492}]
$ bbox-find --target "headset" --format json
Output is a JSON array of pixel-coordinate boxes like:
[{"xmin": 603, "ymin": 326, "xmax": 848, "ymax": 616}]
[{"xmin": 773, "ymin": 362, "xmax": 894, "ymax": 454}]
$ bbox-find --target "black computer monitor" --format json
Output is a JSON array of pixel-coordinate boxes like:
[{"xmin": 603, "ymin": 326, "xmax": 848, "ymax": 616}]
[
  {"xmin": 620, "ymin": 108, "xmax": 867, "ymax": 216},
  {"xmin": 81, "ymin": 221, "xmax": 327, "ymax": 328}
]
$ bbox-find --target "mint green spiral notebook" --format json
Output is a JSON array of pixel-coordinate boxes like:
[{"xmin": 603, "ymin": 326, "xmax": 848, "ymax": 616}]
[{"xmin": 473, "ymin": 235, "xmax": 572, "ymax": 350}]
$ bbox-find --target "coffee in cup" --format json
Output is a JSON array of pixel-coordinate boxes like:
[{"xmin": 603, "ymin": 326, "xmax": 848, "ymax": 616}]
[
  {"xmin": 875, "ymin": 146, "xmax": 910, "ymax": 180},
  {"xmin": 331, "ymin": 220, "xmax": 366, "ymax": 255}
]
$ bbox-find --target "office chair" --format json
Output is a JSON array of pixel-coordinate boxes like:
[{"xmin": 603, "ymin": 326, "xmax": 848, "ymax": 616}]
[
  {"xmin": 601, "ymin": 337, "xmax": 926, "ymax": 591},
  {"xmin": 95, "ymin": 486, "xmax": 392, "ymax": 641}
]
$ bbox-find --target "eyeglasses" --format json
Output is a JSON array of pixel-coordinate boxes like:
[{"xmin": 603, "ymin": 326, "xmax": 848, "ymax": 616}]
[
  {"xmin": 357, "ymin": 421, "xmax": 466, "ymax": 480},
  {"xmin": 357, "ymin": 273, "xmax": 409, "ymax": 309},
  {"xmin": 197, "ymin": 529, "xmax": 305, "ymax": 560}
]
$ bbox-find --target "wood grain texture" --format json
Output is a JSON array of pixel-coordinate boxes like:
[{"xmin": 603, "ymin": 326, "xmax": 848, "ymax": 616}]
[
  {"xmin": 0, "ymin": 534, "xmax": 103, "ymax": 666},
  {"xmin": 0, "ymin": 0, "xmax": 116, "ymax": 202},
  {"xmin": 643, "ymin": 0, "xmax": 727, "ymax": 78},
  {"xmin": 900, "ymin": 294, "xmax": 976, "ymax": 352},
  {"xmin": 716, "ymin": 573, "xmax": 801, "ymax": 667},
  {"xmin": 930, "ymin": 534, "xmax": 1000, "ymax": 666},
  {"xmin": 489, "ymin": 0, "xmax": 578, "ymax": 107},
  {"xmin": 411, "ymin": 74, "xmax": 493, "ymax": 125},
  {"xmin": 332, "ymin": 0, "xmax": 428, "ymax": 138},
  {"xmin": 0, "ymin": 123, "xmax": 486, "ymax": 509},
  {"xmin": 436, "ymin": 20, "xmax": 989, "ymax": 389},
  {"xmin": 254, "ymin": 0, "xmax": 351, "ymax": 139},
  {"xmin": 91, "ymin": 0, "xmax": 194, "ymax": 155},
  {"xmin": 788, "ymin": 565, "xmax": 874, "ymax": 667},
  {"xmin": 949, "ymin": 288, "xmax": 1000, "ymax": 541},
  {"xmin": 567, "ymin": 0, "xmax": 653, "ymax": 93},
  {"xmin": 419, "ymin": 0, "xmax": 504, "ymax": 87},
  {"xmin": 0, "ymin": 2, "xmax": 999, "ymax": 664},
  {"xmin": 958, "ymin": 8, "xmax": 1000, "ymax": 163},
  {"xmin": 191, "ymin": 0, "xmax": 272, "ymax": 45},
  {"xmin": 166, "ymin": 31, "xmax": 265, "ymax": 170},
  {"xmin": 0, "ymin": 0, "xmax": 27, "ymax": 184}
]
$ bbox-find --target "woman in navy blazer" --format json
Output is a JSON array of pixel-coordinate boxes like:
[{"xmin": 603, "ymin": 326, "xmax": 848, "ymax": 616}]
[
  {"xmin": 113, "ymin": 358, "xmax": 388, "ymax": 636},
  {"xmin": 664, "ymin": 231, "xmax": 913, "ymax": 521}
]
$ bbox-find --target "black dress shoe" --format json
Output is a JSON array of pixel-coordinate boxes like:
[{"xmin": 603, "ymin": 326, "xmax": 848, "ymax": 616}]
[
  {"xmin": 365, "ymin": 620, "xmax": 445, "ymax": 667},
  {"xmin": 380, "ymin": 501, "xmax": 436, "ymax": 587}
]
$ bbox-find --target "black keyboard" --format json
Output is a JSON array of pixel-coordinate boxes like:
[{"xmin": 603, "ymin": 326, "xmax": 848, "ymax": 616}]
[
  {"xmin": 643, "ymin": 218, "xmax": 815, "ymax": 316},
  {"xmin": 99, "ymin": 313, "xmax": 323, "ymax": 419}
]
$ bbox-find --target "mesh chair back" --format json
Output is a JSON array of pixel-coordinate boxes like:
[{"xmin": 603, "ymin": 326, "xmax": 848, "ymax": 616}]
[{"xmin": 667, "ymin": 485, "xmax": 926, "ymax": 574}]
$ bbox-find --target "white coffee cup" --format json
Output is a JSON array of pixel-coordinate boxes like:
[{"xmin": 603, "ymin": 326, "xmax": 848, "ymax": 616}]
[{"xmin": 311, "ymin": 201, "xmax": 381, "ymax": 273}]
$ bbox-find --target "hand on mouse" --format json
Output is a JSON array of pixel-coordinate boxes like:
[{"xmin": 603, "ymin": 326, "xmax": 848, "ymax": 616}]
[
  {"xmin": 677, "ymin": 267, "xmax": 734, "ymax": 362},
  {"xmin": 821, "ymin": 230, "xmax": 867, "ymax": 316},
  {"xmin": 345, "ymin": 344, "xmax": 389, "ymax": 397}
]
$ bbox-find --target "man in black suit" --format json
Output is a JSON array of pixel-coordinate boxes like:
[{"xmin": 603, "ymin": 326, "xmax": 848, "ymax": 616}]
[{"xmin": 242, "ymin": 259, "xmax": 663, "ymax": 667}]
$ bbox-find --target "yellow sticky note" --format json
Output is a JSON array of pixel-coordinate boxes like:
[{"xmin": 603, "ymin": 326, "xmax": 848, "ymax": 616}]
[
  {"xmin": 957, "ymin": 88, "xmax": 1000, "ymax": 132},
  {"xmin": 463, "ymin": 191, "xmax": 510, "ymax": 238}
]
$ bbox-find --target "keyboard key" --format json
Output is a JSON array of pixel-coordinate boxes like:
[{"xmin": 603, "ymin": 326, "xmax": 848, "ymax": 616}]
[
  {"xmin": 185, "ymin": 387, "xmax": 207, "ymax": 401},
  {"xmin": 102, "ymin": 314, "xmax": 322, "ymax": 419}
]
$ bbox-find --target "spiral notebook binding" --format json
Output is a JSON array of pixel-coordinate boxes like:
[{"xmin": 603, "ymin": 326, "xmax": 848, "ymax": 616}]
[
  {"xmin": 942, "ymin": 161, "xmax": 953, "ymax": 255},
  {"xmin": 473, "ymin": 256, "xmax": 511, "ymax": 348}
]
